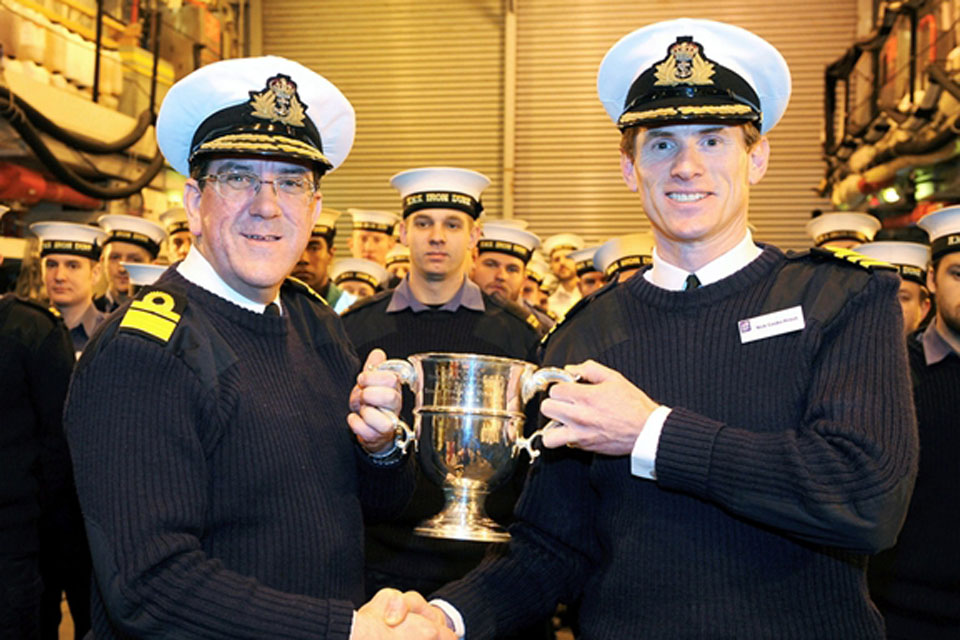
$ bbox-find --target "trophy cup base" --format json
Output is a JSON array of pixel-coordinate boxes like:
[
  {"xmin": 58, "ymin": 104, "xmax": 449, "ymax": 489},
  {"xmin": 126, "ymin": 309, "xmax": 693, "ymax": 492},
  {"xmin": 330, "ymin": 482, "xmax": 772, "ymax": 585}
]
[{"xmin": 414, "ymin": 513, "xmax": 510, "ymax": 543}]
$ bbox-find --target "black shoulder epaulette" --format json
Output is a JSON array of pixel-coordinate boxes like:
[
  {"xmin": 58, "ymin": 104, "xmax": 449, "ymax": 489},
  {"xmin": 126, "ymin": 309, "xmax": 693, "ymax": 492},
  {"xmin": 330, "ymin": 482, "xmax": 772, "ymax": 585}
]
[
  {"xmin": 809, "ymin": 246, "xmax": 898, "ymax": 272},
  {"xmin": 283, "ymin": 276, "xmax": 330, "ymax": 306},
  {"xmin": 117, "ymin": 286, "xmax": 187, "ymax": 345},
  {"xmin": 12, "ymin": 296, "xmax": 65, "ymax": 323},
  {"xmin": 340, "ymin": 288, "xmax": 393, "ymax": 316},
  {"xmin": 540, "ymin": 279, "xmax": 618, "ymax": 346},
  {"xmin": 486, "ymin": 294, "xmax": 544, "ymax": 334}
]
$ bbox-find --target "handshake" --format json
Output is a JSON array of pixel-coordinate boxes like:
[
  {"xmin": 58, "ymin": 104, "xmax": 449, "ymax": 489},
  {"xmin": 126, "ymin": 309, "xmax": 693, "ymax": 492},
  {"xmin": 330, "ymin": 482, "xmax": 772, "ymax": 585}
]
[{"xmin": 351, "ymin": 588, "xmax": 457, "ymax": 639}]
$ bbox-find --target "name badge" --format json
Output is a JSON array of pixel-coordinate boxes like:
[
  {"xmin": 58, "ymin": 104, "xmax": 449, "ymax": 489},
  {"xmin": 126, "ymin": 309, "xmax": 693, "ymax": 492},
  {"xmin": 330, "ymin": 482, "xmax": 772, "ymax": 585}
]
[{"xmin": 738, "ymin": 305, "xmax": 805, "ymax": 344}]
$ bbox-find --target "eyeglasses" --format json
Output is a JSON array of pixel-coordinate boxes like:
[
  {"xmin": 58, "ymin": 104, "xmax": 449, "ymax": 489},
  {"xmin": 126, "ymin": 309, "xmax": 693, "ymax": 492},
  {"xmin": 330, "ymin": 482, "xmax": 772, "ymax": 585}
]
[{"xmin": 202, "ymin": 171, "xmax": 316, "ymax": 202}]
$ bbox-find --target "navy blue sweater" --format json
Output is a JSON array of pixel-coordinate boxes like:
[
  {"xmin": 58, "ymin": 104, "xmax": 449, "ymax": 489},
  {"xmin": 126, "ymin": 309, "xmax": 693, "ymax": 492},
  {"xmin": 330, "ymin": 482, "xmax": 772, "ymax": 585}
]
[
  {"xmin": 65, "ymin": 271, "xmax": 415, "ymax": 639},
  {"xmin": 436, "ymin": 247, "xmax": 918, "ymax": 639}
]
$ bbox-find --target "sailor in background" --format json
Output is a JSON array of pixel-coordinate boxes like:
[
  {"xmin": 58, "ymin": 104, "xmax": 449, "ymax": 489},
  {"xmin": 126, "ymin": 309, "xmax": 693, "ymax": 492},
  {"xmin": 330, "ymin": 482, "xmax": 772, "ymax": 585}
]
[
  {"xmin": 385, "ymin": 244, "xmax": 411, "ymax": 283},
  {"xmin": 93, "ymin": 214, "xmax": 165, "ymax": 313},
  {"xmin": 805, "ymin": 211, "xmax": 881, "ymax": 249},
  {"xmin": 29, "ymin": 221, "xmax": 107, "ymax": 355},
  {"xmin": 568, "ymin": 246, "xmax": 604, "ymax": 297},
  {"xmin": 347, "ymin": 209, "xmax": 400, "ymax": 267},
  {"xmin": 857, "ymin": 239, "xmax": 932, "ymax": 336},
  {"xmin": 424, "ymin": 18, "xmax": 917, "ymax": 640},
  {"xmin": 64, "ymin": 55, "xmax": 448, "ymax": 640},
  {"xmin": 593, "ymin": 232, "xmax": 655, "ymax": 283},
  {"xmin": 158, "ymin": 207, "xmax": 193, "ymax": 263},
  {"xmin": 330, "ymin": 257, "xmax": 387, "ymax": 303},
  {"xmin": 290, "ymin": 209, "xmax": 355, "ymax": 310},
  {"xmin": 868, "ymin": 206, "xmax": 960, "ymax": 639},
  {"xmin": 340, "ymin": 166, "xmax": 549, "ymax": 640},
  {"xmin": 542, "ymin": 232, "xmax": 584, "ymax": 318}
]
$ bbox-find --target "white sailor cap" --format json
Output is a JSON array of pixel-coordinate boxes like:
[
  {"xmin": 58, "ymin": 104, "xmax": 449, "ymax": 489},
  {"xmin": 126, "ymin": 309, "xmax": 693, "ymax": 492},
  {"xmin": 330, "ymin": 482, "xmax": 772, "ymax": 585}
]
[
  {"xmin": 159, "ymin": 207, "xmax": 189, "ymax": 236},
  {"xmin": 568, "ymin": 246, "xmax": 601, "ymax": 277},
  {"xmin": 312, "ymin": 209, "xmax": 342, "ymax": 240},
  {"xmin": 918, "ymin": 206, "xmax": 960, "ymax": 261},
  {"xmin": 30, "ymin": 221, "xmax": 107, "ymax": 260},
  {"xmin": 805, "ymin": 212, "xmax": 881, "ymax": 247},
  {"xmin": 593, "ymin": 232, "xmax": 655, "ymax": 278},
  {"xmin": 122, "ymin": 263, "xmax": 169, "ymax": 287},
  {"xmin": 330, "ymin": 257, "xmax": 388, "ymax": 290},
  {"xmin": 541, "ymin": 233, "xmax": 585, "ymax": 258},
  {"xmin": 856, "ymin": 241, "xmax": 930, "ymax": 285},
  {"xmin": 525, "ymin": 255, "xmax": 550, "ymax": 285},
  {"xmin": 156, "ymin": 56, "xmax": 355, "ymax": 177},
  {"xmin": 390, "ymin": 167, "xmax": 490, "ymax": 219},
  {"xmin": 597, "ymin": 18, "xmax": 791, "ymax": 134},
  {"xmin": 385, "ymin": 245, "xmax": 410, "ymax": 267},
  {"xmin": 477, "ymin": 221, "xmax": 540, "ymax": 263},
  {"xmin": 347, "ymin": 209, "xmax": 400, "ymax": 235},
  {"xmin": 97, "ymin": 214, "xmax": 167, "ymax": 258}
]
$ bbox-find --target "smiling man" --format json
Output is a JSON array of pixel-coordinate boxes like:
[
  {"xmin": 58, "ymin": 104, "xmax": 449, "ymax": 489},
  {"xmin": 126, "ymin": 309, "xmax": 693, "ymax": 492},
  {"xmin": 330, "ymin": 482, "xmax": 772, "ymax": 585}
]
[
  {"xmin": 340, "ymin": 167, "xmax": 549, "ymax": 640},
  {"xmin": 417, "ymin": 19, "xmax": 919, "ymax": 640},
  {"xmin": 62, "ymin": 56, "xmax": 450, "ymax": 640}
]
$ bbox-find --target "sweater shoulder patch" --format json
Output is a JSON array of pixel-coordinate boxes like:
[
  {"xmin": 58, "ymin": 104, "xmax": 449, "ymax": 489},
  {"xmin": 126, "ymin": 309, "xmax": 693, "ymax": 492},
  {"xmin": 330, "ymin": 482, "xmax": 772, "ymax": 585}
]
[
  {"xmin": 541, "ymin": 279, "xmax": 618, "ymax": 346},
  {"xmin": 807, "ymin": 246, "xmax": 898, "ymax": 272},
  {"xmin": 118, "ymin": 286, "xmax": 186, "ymax": 344},
  {"xmin": 340, "ymin": 288, "xmax": 392, "ymax": 317},
  {"xmin": 486, "ymin": 295, "xmax": 545, "ymax": 335},
  {"xmin": 283, "ymin": 276, "xmax": 330, "ymax": 306}
]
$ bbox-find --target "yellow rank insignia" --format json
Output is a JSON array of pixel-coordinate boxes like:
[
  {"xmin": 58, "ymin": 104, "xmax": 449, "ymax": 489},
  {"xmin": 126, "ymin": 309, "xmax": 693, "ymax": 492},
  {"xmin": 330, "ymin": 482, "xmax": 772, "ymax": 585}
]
[
  {"xmin": 813, "ymin": 245, "xmax": 898, "ymax": 271},
  {"xmin": 285, "ymin": 275, "xmax": 330, "ymax": 306},
  {"xmin": 249, "ymin": 74, "xmax": 307, "ymax": 127},
  {"xmin": 654, "ymin": 37, "xmax": 715, "ymax": 87},
  {"xmin": 119, "ymin": 288, "xmax": 185, "ymax": 344}
]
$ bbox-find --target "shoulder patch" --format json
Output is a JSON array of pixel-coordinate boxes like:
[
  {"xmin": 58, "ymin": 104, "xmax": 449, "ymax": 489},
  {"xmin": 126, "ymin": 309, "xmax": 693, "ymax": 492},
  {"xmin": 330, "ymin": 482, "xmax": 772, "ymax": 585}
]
[
  {"xmin": 340, "ymin": 288, "xmax": 392, "ymax": 316},
  {"xmin": 485, "ymin": 294, "xmax": 544, "ymax": 335},
  {"xmin": 118, "ymin": 287, "xmax": 186, "ymax": 344},
  {"xmin": 5, "ymin": 295, "xmax": 64, "ymax": 323},
  {"xmin": 540, "ymin": 279, "xmax": 618, "ymax": 345},
  {"xmin": 810, "ymin": 246, "xmax": 898, "ymax": 272},
  {"xmin": 283, "ymin": 276, "xmax": 330, "ymax": 306}
]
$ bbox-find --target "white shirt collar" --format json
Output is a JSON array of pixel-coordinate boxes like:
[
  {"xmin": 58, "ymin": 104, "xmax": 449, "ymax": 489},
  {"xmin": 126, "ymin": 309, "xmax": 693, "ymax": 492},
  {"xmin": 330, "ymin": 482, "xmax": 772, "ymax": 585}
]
[
  {"xmin": 644, "ymin": 231, "xmax": 763, "ymax": 291},
  {"xmin": 177, "ymin": 246, "xmax": 281, "ymax": 314}
]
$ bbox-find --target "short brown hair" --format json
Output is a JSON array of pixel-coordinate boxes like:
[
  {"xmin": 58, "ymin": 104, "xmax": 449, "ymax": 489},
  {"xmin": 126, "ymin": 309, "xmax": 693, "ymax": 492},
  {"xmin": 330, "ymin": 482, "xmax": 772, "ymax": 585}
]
[{"xmin": 619, "ymin": 122, "xmax": 762, "ymax": 159}]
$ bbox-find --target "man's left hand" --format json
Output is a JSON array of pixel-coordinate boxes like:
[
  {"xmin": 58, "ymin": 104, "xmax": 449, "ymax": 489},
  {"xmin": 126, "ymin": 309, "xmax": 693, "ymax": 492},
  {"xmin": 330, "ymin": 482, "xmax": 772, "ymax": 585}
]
[
  {"xmin": 539, "ymin": 359, "xmax": 660, "ymax": 456},
  {"xmin": 348, "ymin": 349, "xmax": 403, "ymax": 454}
]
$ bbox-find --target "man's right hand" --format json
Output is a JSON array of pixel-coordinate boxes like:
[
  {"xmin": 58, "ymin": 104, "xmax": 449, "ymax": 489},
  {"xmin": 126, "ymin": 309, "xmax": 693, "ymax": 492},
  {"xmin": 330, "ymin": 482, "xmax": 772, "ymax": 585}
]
[{"xmin": 351, "ymin": 588, "xmax": 456, "ymax": 640}]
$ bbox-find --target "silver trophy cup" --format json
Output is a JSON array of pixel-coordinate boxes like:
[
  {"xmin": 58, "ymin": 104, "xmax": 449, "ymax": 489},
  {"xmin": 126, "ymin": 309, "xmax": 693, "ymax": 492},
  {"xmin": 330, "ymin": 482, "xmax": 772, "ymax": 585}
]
[{"xmin": 377, "ymin": 352, "xmax": 574, "ymax": 542}]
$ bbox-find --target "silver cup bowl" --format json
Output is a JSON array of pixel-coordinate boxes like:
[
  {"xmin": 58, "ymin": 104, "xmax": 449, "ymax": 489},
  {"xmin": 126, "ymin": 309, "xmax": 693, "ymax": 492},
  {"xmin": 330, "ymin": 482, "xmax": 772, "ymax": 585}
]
[{"xmin": 377, "ymin": 352, "xmax": 574, "ymax": 542}]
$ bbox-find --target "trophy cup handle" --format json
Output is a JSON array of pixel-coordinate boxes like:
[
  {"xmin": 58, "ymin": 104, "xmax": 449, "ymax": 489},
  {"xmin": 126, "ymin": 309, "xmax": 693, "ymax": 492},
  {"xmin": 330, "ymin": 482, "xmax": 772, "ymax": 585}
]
[
  {"xmin": 374, "ymin": 359, "xmax": 419, "ymax": 454},
  {"xmin": 515, "ymin": 367, "xmax": 579, "ymax": 460}
]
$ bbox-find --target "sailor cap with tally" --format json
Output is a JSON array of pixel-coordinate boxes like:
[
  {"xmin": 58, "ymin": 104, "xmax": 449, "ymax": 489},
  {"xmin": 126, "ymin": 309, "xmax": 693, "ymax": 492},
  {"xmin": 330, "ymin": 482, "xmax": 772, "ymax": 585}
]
[
  {"xmin": 156, "ymin": 56, "xmax": 355, "ymax": 177},
  {"xmin": 594, "ymin": 232, "xmax": 655, "ymax": 278},
  {"xmin": 477, "ymin": 221, "xmax": 540, "ymax": 263},
  {"xmin": 541, "ymin": 233, "xmax": 584, "ymax": 258},
  {"xmin": 390, "ymin": 167, "xmax": 490, "ymax": 219},
  {"xmin": 30, "ymin": 221, "xmax": 107, "ymax": 260},
  {"xmin": 330, "ymin": 257, "xmax": 388, "ymax": 289},
  {"xmin": 312, "ymin": 209, "xmax": 341, "ymax": 240},
  {"xmin": 97, "ymin": 214, "xmax": 167, "ymax": 258},
  {"xmin": 347, "ymin": 209, "xmax": 400, "ymax": 234},
  {"xmin": 806, "ymin": 212, "xmax": 881, "ymax": 247},
  {"xmin": 597, "ymin": 18, "xmax": 791, "ymax": 134},
  {"xmin": 525, "ymin": 256, "xmax": 550, "ymax": 285},
  {"xmin": 159, "ymin": 207, "xmax": 189, "ymax": 236},
  {"xmin": 385, "ymin": 245, "xmax": 410, "ymax": 267},
  {"xmin": 856, "ymin": 241, "xmax": 930, "ymax": 285},
  {"xmin": 918, "ymin": 206, "xmax": 960, "ymax": 261},
  {"xmin": 568, "ymin": 246, "xmax": 601, "ymax": 277}
]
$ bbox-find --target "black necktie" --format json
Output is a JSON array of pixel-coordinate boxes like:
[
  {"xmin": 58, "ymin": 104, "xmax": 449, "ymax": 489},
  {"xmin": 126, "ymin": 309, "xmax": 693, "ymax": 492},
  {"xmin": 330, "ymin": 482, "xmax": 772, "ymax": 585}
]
[
  {"xmin": 685, "ymin": 274, "xmax": 701, "ymax": 291},
  {"xmin": 264, "ymin": 302, "xmax": 281, "ymax": 316}
]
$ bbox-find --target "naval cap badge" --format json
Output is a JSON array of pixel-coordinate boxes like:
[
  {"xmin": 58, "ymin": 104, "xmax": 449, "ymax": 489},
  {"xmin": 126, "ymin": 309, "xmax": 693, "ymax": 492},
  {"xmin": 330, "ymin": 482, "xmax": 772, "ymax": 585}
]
[
  {"xmin": 249, "ymin": 73, "xmax": 307, "ymax": 127},
  {"xmin": 654, "ymin": 37, "xmax": 716, "ymax": 87}
]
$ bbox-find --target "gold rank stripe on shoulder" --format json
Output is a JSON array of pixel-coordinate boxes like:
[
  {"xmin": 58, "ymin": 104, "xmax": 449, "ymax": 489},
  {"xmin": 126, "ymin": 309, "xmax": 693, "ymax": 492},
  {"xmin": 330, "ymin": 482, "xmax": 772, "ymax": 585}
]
[
  {"xmin": 816, "ymin": 246, "xmax": 898, "ymax": 271},
  {"xmin": 119, "ymin": 291, "xmax": 182, "ymax": 343},
  {"xmin": 526, "ymin": 313, "xmax": 541, "ymax": 331},
  {"xmin": 286, "ymin": 276, "xmax": 330, "ymax": 306},
  {"xmin": 48, "ymin": 305, "xmax": 61, "ymax": 318}
]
